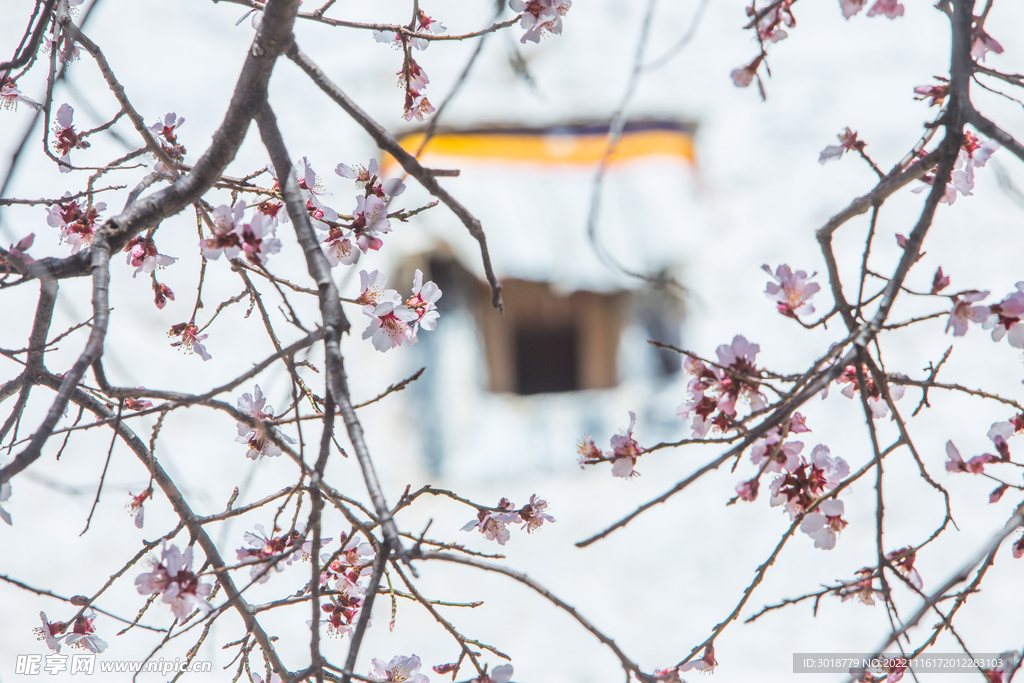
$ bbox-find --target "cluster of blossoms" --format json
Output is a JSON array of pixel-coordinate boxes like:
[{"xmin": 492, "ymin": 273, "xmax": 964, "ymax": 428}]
[
  {"xmin": 321, "ymin": 159, "xmax": 405, "ymax": 265},
  {"xmin": 839, "ymin": 0, "xmax": 904, "ymax": 20},
  {"xmin": 202, "ymin": 200, "xmax": 281, "ymax": 267},
  {"xmin": 46, "ymin": 192, "xmax": 105, "ymax": 254},
  {"xmin": 940, "ymin": 280, "xmax": 1024, "ymax": 348},
  {"xmin": 371, "ymin": 11, "xmax": 443, "ymax": 121},
  {"xmin": 235, "ymin": 385, "xmax": 296, "ymax": 459},
  {"xmin": 1, "ymin": 77, "xmax": 41, "ymax": 111},
  {"xmin": 135, "ymin": 543, "xmax": 213, "ymax": 621},
  {"xmin": 358, "ymin": 269, "xmax": 442, "ymax": 352},
  {"xmin": 981, "ymin": 283, "xmax": 1024, "ymax": 347},
  {"xmin": 148, "ymin": 112, "xmax": 187, "ymax": 171},
  {"xmin": 676, "ymin": 336, "xmax": 767, "ymax": 438},
  {"xmin": 51, "ymin": 104, "xmax": 89, "ymax": 173},
  {"xmin": 462, "ymin": 495, "xmax": 555, "ymax": 545},
  {"xmin": 945, "ymin": 415, "xmax": 1022, "ymax": 513},
  {"xmin": 766, "ymin": 445, "xmax": 851, "ymax": 549},
  {"xmin": 577, "ymin": 411, "xmax": 645, "ymax": 478},
  {"xmin": 825, "ymin": 362, "xmax": 906, "ymax": 418},
  {"xmin": 36, "ymin": 609, "xmax": 107, "ymax": 654},
  {"xmin": 912, "ymin": 131, "xmax": 1000, "ymax": 204},
  {"xmin": 124, "ymin": 236, "xmax": 176, "ymax": 277},
  {"xmin": 510, "ymin": 0, "xmax": 572, "ymax": 43},
  {"xmin": 313, "ymin": 533, "xmax": 375, "ymax": 638},
  {"xmin": 732, "ymin": 0, "xmax": 902, "ymax": 98},
  {"xmin": 763, "ymin": 264, "xmax": 820, "ymax": 319},
  {"xmin": 236, "ymin": 522, "xmax": 330, "ymax": 584}
]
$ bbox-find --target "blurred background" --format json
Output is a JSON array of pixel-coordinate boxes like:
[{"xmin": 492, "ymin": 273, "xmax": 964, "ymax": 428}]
[{"xmin": 2, "ymin": 0, "xmax": 1024, "ymax": 680}]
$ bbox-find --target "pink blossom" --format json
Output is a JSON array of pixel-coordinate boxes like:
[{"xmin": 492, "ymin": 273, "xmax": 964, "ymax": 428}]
[
  {"xmin": 680, "ymin": 645, "xmax": 717, "ymax": 674},
  {"xmin": 834, "ymin": 364, "xmax": 905, "ymax": 418},
  {"xmin": 748, "ymin": 1, "xmax": 794, "ymax": 43},
  {"xmin": 517, "ymin": 494, "xmax": 555, "ymax": 532},
  {"xmin": 763, "ymin": 264, "xmax": 820, "ymax": 318},
  {"xmin": 399, "ymin": 59, "xmax": 430, "ymax": 91},
  {"xmin": 839, "ymin": 0, "xmax": 867, "ymax": 19},
  {"xmin": 886, "ymin": 547, "xmax": 922, "ymax": 590},
  {"xmin": 750, "ymin": 431, "xmax": 804, "ymax": 473},
  {"xmin": 913, "ymin": 82, "xmax": 948, "ymax": 107},
  {"xmin": 310, "ymin": 594, "xmax": 363, "ymax": 638},
  {"xmin": 734, "ymin": 478, "xmax": 759, "ymax": 502},
  {"xmin": 153, "ymin": 282, "xmax": 175, "ymax": 309},
  {"xmin": 403, "ymin": 91, "xmax": 435, "ymax": 122},
  {"xmin": 477, "ymin": 664, "xmax": 514, "ymax": 683},
  {"xmin": 61, "ymin": 609, "xmax": 108, "ymax": 653},
  {"xmin": 168, "ymin": 322, "xmax": 211, "ymax": 361},
  {"xmin": 46, "ymin": 193, "xmax": 105, "ymax": 254},
  {"xmin": 770, "ymin": 445, "xmax": 849, "ymax": 519},
  {"xmin": 510, "ymin": 0, "xmax": 572, "ymax": 44},
  {"xmin": 44, "ymin": 31, "xmax": 80, "ymax": 63},
  {"xmin": 369, "ymin": 654, "xmax": 430, "ymax": 683},
  {"xmin": 839, "ymin": 568, "xmax": 877, "ymax": 605},
  {"xmin": 35, "ymin": 610, "xmax": 107, "ymax": 654},
  {"xmin": 576, "ymin": 435, "xmax": 605, "ymax": 467},
  {"xmin": 236, "ymin": 385, "xmax": 295, "ymax": 459},
  {"xmin": 148, "ymin": 112, "xmax": 187, "ymax": 167},
  {"xmin": 7, "ymin": 233, "xmax": 34, "ymax": 264},
  {"xmin": 52, "ymin": 103, "xmax": 89, "ymax": 172},
  {"xmin": 610, "ymin": 411, "xmax": 644, "ymax": 478},
  {"xmin": 946, "ymin": 290, "xmax": 989, "ymax": 336},
  {"xmin": 321, "ymin": 533, "xmax": 375, "ymax": 593},
  {"xmin": 677, "ymin": 338, "xmax": 767, "ymax": 437},
  {"xmin": 971, "ymin": 25, "xmax": 1003, "ymax": 61},
  {"xmin": 944, "ymin": 441, "xmax": 997, "ymax": 474},
  {"xmin": 1013, "ymin": 536, "xmax": 1024, "ymax": 560},
  {"xmin": 36, "ymin": 612, "xmax": 66, "ymax": 652},
  {"xmin": 201, "ymin": 201, "xmax": 244, "ymax": 260},
  {"xmin": 404, "ymin": 269, "xmax": 442, "ymax": 343},
  {"xmin": 135, "ymin": 543, "xmax": 213, "ymax": 621},
  {"xmin": 351, "ymin": 193, "xmax": 391, "ymax": 252},
  {"xmin": 730, "ymin": 55, "xmax": 763, "ymax": 92},
  {"xmin": 336, "ymin": 158, "xmax": 405, "ymax": 198},
  {"xmin": 321, "ymin": 228, "xmax": 360, "ymax": 266},
  {"xmin": 363, "ymin": 300, "xmax": 417, "ymax": 352},
  {"xmin": 930, "ymin": 267, "xmax": 950, "ymax": 294},
  {"xmin": 987, "ymin": 420, "xmax": 1013, "ymax": 460},
  {"xmin": 800, "ymin": 498, "xmax": 847, "ymax": 549},
  {"xmin": 124, "ymin": 236, "xmax": 176, "ymax": 276},
  {"xmin": 126, "ymin": 487, "xmax": 152, "ymax": 529},
  {"xmin": 866, "ymin": 0, "xmax": 904, "ymax": 19},
  {"xmin": 356, "ymin": 270, "xmax": 399, "ymax": 309},
  {"xmin": 296, "ymin": 156, "xmax": 325, "ymax": 197},
  {"xmin": 818, "ymin": 127, "xmax": 865, "ymax": 164},
  {"xmin": 238, "ymin": 523, "xmax": 330, "ymax": 583},
  {"xmin": 239, "ymin": 212, "xmax": 282, "ymax": 266},
  {"xmin": 982, "ymin": 283, "xmax": 1024, "ymax": 348},
  {"xmin": 462, "ymin": 498, "xmax": 519, "ymax": 545},
  {"xmin": 1, "ymin": 77, "xmax": 41, "ymax": 111},
  {"xmin": 148, "ymin": 112, "xmax": 185, "ymax": 144}
]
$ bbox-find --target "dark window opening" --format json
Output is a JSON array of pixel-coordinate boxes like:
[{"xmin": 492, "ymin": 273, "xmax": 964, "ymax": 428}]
[{"xmin": 514, "ymin": 325, "xmax": 578, "ymax": 394}]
